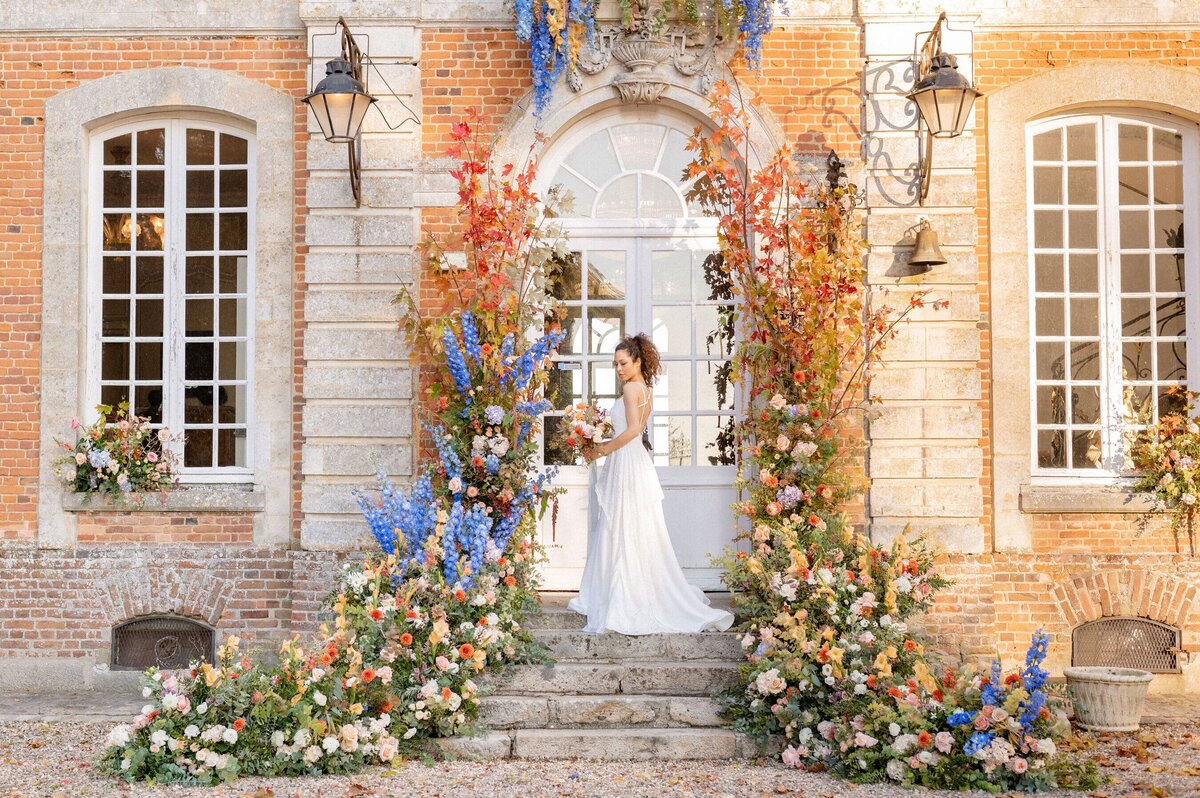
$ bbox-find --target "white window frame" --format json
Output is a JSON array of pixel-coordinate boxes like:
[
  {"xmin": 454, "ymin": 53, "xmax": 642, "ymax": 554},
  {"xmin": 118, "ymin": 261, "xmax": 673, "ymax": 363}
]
[
  {"xmin": 86, "ymin": 115, "xmax": 257, "ymax": 483},
  {"xmin": 1027, "ymin": 111, "xmax": 1200, "ymax": 480}
]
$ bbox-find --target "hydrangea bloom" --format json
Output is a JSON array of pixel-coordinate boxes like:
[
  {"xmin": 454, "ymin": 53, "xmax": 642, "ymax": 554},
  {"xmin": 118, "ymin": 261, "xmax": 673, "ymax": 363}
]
[{"xmin": 484, "ymin": 405, "xmax": 506, "ymax": 426}]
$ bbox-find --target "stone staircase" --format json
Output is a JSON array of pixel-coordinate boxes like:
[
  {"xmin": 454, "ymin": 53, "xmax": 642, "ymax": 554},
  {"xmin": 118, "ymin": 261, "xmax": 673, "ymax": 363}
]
[{"xmin": 438, "ymin": 593, "xmax": 770, "ymax": 761}]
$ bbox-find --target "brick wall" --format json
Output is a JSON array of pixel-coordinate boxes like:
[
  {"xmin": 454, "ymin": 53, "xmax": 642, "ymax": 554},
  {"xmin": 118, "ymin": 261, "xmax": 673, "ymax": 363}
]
[{"xmin": 74, "ymin": 512, "xmax": 255, "ymax": 545}]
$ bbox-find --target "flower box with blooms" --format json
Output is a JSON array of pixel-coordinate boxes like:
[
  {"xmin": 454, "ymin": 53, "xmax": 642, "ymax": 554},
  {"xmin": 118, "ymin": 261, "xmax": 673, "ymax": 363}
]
[
  {"xmin": 54, "ymin": 402, "xmax": 179, "ymax": 499},
  {"xmin": 552, "ymin": 401, "xmax": 614, "ymax": 464},
  {"xmin": 1130, "ymin": 386, "xmax": 1200, "ymax": 556}
]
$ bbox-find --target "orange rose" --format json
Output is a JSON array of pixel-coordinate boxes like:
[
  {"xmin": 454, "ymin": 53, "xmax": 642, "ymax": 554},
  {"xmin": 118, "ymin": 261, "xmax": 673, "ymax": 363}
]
[
  {"xmin": 441, "ymin": 687, "xmax": 453, "ymax": 700},
  {"xmin": 917, "ymin": 731, "xmax": 932, "ymax": 748},
  {"xmin": 369, "ymin": 608, "xmax": 384, "ymax": 621},
  {"xmin": 503, "ymin": 575, "xmax": 517, "ymax": 586},
  {"xmin": 399, "ymin": 633, "xmax": 413, "ymax": 646},
  {"xmin": 459, "ymin": 643, "xmax": 475, "ymax": 659},
  {"xmin": 232, "ymin": 718, "xmax": 246, "ymax": 732},
  {"xmin": 454, "ymin": 589, "xmax": 467, "ymax": 602},
  {"xmin": 361, "ymin": 669, "xmax": 376, "ymax": 683}
]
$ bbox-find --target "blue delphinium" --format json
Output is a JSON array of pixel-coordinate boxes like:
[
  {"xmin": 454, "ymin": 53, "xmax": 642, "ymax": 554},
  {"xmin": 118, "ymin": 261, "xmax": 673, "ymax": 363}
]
[
  {"xmin": 490, "ymin": 467, "xmax": 556, "ymax": 550},
  {"xmin": 947, "ymin": 709, "xmax": 975, "ymax": 727},
  {"xmin": 516, "ymin": 420, "xmax": 534, "ymax": 447},
  {"xmin": 515, "ymin": 0, "xmax": 533, "ymax": 40},
  {"xmin": 440, "ymin": 498, "xmax": 493, "ymax": 589},
  {"xmin": 515, "ymin": 399, "xmax": 553, "ymax": 417},
  {"xmin": 736, "ymin": 0, "xmax": 773, "ymax": 71},
  {"xmin": 355, "ymin": 470, "xmax": 438, "ymax": 564},
  {"xmin": 485, "ymin": 454, "xmax": 501, "ymax": 475},
  {"xmin": 461, "ymin": 311, "xmax": 482, "ymax": 366},
  {"xmin": 981, "ymin": 659, "xmax": 1004, "ymax": 706},
  {"xmin": 485, "ymin": 405, "xmax": 506, "ymax": 426},
  {"xmin": 442, "ymin": 326, "xmax": 473, "ymax": 399},
  {"xmin": 1018, "ymin": 629, "xmax": 1051, "ymax": 731},
  {"xmin": 428, "ymin": 424, "xmax": 463, "ymax": 480},
  {"xmin": 963, "ymin": 732, "xmax": 993, "ymax": 757}
]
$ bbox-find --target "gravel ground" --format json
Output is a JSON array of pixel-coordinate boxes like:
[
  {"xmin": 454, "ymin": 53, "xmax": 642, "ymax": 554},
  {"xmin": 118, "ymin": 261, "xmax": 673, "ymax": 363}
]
[{"xmin": 0, "ymin": 721, "xmax": 1198, "ymax": 798}]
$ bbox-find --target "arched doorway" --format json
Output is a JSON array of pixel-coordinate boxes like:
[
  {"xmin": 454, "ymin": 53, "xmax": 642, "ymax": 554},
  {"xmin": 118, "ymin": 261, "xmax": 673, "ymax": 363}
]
[{"xmin": 536, "ymin": 105, "xmax": 739, "ymax": 590}]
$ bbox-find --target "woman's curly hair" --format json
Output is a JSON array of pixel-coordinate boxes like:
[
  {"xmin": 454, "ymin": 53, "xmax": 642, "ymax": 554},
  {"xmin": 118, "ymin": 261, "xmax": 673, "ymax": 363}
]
[{"xmin": 616, "ymin": 333, "xmax": 662, "ymax": 386}]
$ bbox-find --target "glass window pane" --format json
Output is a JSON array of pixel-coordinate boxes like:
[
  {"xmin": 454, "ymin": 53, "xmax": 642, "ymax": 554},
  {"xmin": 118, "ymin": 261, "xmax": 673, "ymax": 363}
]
[
  {"xmin": 542, "ymin": 416, "xmax": 576, "ymax": 466},
  {"xmin": 546, "ymin": 363, "xmax": 582, "ymax": 408},
  {"xmin": 218, "ymin": 298, "xmax": 242, "ymax": 337},
  {"xmin": 103, "ymin": 170, "xmax": 131, "ymax": 208},
  {"xmin": 219, "ymin": 256, "xmax": 248, "ymax": 294},
  {"xmin": 1072, "ymin": 430, "xmax": 1103, "ymax": 469},
  {"xmin": 135, "ymin": 257, "xmax": 164, "ymax": 294},
  {"xmin": 1158, "ymin": 340, "xmax": 1187, "ymax": 382},
  {"xmin": 1122, "ymin": 297, "xmax": 1152, "ymax": 337},
  {"xmin": 1069, "ymin": 340, "xmax": 1101, "ymax": 381},
  {"xmin": 1036, "ymin": 385, "xmax": 1066, "ymax": 424},
  {"xmin": 184, "ymin": 428, "xmax": 213, "ymax": 468},
  {"xmin": 1118, "ymin": 124, "xmax": 1147, "ymax": 161},
  {"xmin": 217, "ymin": 428, "xmax": 245, "ymax": 468},
  {"xmin": 549, "ymin": 252, "xmax": 582, "ymax": 301},
  {"xmin": 652, "ymin": 306, "xmax": 691, "ymax": 355},
  {"xmin": 557, "ymin": 306, "xmax": 583, "ymax": 355},
  {"xmin": 187, "ymin": 256, "xmax": 214, "ymax": 294},
  {"xmin": 658, "ymin": 129, "xmax": 694, "ymax": 186},
  {"xmin": 1120, "ymin": 210, "xmax": 1149, "ymax": 249},
  {"xmin": 186, "ymin": 129, "xmax": 215, "ymax": 165},
  {"xmin": 1120, "ymin": 253, "xmax": 1150, "ymax": 294},
  {"xmin": 1121, "ymin": 384, "xmax": 1154, "ymax": 426},
  {"xmin": 1033, "ymin": 210, "xmax": 1062, "ymax": 248},
  {"xmin": 1069, "ymin": 297, "xmax": 1098, "ymax": 337},
  {"xmin": 100, "ymin": 384, "xmax": 128, "ymax": 411},
  {"xmin": 187, "ymin": 171, "xmax": 214, "ymax": 208},
  {"xmin": 696, "ymin": 415, "xmax": 736, "ymax": 467},
  {"xmin": 135, "ymin": 299, "xmax": 163, "ymax": 337},
  {"xmin": 135, "ymin": 214, "xmax": 164, "ymax": 251},
  {"xmin": 1035, "ymin": 298, "xmax": 1064, "ymax": 337},
  {"xmin": 219, "ymin": 170, "xmax": 248, "ymax": 208},
  {"xmin": 1156, "ymin": 254, "xmax": 1185, "ymax": 294},
  {"xmin": 652, "ymin": 415, "xmax": 692, "ymax": 466},
  {"xmin": 103, "ymin": 134, "xmax": 132, "ymax": 166},
  {"xmin": 1034, "ymin": 254, "xmax": 1063, "ymax": 293},
  {"xmin": 185, "ymin": 342, "xmax": 214, "ymax": 382},
  {"xmin": 565, "ymin": 130, "xmax": 620, "ymax": 188},
  {"xmin": 652, "ymin": 250, "xmax": 691, "ymax": 300},
  {"xmin": 1068, "ymin": 210, "xmax": 1097, "ymax": 249},
  {"xmin": 595, "ymin": 174, "xmax": 638, "ymax": 218},
  {"xmin": 695, "ymin": 305, "xmax": 733, "ymax": 358},
  {"xmin": 552, "ymin": 169, "xmax": 597, "ymax": 216},
  {"xmin": 1118, "ymin": 165, "xmax": 1149, "ymax": 205},
  {"xmin": 1032, "ymin": 166, "xmax": 1061, "ymax": 204},
  {"xmin": 589, "ymin": 362, "xmax": 619, "ymax": 400},
  {"xmin": 1157, "ymin": 297, "xmax": 1186, "ymax": 338},
  {"xmin": 101, "ymin": 342, "xmax": 129, "ymax": 381},
  {"xmin": 219, "ymin": 341, "xmax": 247, "ymax": 381},
  {"xmin": 102, "ymin": 299, "xmax": 130, "ymax": 337},
  {"xmin": 657, "ymin": 361, "xmax": 693, "ymax": 412},
  {"xmin": 639, "ymin": 175, "xmax": 683, "ymax": 218},
  {"xmin": 1066, "ymin": 124, "xmax": 1095, "ymax": 161},
  {"xmin": 134, "ymin": 385, "xmax": 163, "ymax": 424},
  {"xmin": 186, "ymin": 299, "xmax": 214, "ymax": 335},
  {"xmin": 136, "ymin": 129, "xmax": 165, "ymax": 166},
  {"xmin": 219, "ymin": 133, "xmax": 248, "ymax": 165},
  {"xmin": 1154, "ymin": 208, "xmax": 1184, "ymax": 249},
  {"xmin": 1160, "ymin": 385, "xmax": 1188, "ymax": 416},
  {"xmin": 611, "ymin": 124, "xmax": 665, "ymax": 171},
  {"xmin": 696, "ymin": 360, "xmax": 735, "ymax": 411},
  {"xmin": 219, "ymin": 213, "xmax": 248, "ymax": 250},
  {"xmin": 102, "ymin": 256, "xmax": 130, "ymax": 294},
  {"xmin": 1037, "ymin": 429, "xmax": 1066, "ymax": 468},
  {"xmin": 587, "ymin": 251, "xmax": 626, "ymax": 300},
  {"xmin": 1123, "ymin": 340, "xmax": 1151, "ymax": 381},
  {"xmin": 1032, "ymin": 129, "xmax": 1061, "ymax": 161},
  {"xmin": 217, "ymin": 385, "xmax": 242, "ymax": 422},
  {"xmin": 103, "ymin": 214, "xmax": 132, "ymax": 250},
  {"xmin": 1071, "ymin": 384, "xmax": 1101, "ymax": 424},
  {"xmin": 1068, "ymin": 254, "xmax": 1098, "ymax": 294},
  {"xmin": 1035, "ymin": 341, "xmax": 1065, "ymax": 381},
  {"xmin": 589, "ymin": 306, "xmax": 624, "ymax": 354},
  {"xmin": 137, "ymin": 170, "xmax": 165, "ymax": 208},
  {"xmin": 135, "ymin": 342, "xmax": 162, "ymax": 381},
  {"xmin": 1152, "ymin": 128, "xmax": 1182, "ymax": 161},
  {"xmin": 1066, "ymin": 166, "xmax": 1096, "ymax": 205},
  {"xmin": 187, "ymin": 214, "xmax": 214, "ymax": 250},
  {"xmin": 1154, "ymin": 164, "xmax": 1183, "ymax": 205}
]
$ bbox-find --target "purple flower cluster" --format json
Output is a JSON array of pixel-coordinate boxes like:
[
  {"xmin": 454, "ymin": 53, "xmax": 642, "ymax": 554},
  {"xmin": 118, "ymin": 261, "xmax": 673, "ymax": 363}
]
[{"xmin": 776, "ymin": 484, "xmax": 802, "ymax": 509}]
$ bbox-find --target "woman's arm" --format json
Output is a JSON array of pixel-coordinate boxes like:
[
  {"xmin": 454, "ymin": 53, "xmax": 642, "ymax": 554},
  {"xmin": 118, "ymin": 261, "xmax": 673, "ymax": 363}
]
[{"xmin": 584, "ymin": 383, "xmax": 646, "ymax": 460}]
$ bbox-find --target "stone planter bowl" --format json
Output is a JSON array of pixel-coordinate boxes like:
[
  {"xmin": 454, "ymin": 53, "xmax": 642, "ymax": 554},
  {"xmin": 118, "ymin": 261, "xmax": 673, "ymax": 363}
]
[{"xmin": 1064, "ymin": 666, "xmax": 1154, "ymax": 732}]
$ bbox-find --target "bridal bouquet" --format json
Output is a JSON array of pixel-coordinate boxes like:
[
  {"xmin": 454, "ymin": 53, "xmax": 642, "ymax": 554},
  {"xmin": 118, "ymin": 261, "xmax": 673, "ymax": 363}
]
[{"xmin": 555, "ymin": 401, "xmax": 613, "ymax": 463}]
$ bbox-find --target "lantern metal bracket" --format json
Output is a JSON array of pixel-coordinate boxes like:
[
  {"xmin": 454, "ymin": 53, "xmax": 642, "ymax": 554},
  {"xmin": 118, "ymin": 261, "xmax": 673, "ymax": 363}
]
[
  {"xmin": 307, "ymin": 17, "xmax": 421, "ymax": 205},
  {"xmin": 909, "ymin": 12, "xmax": 977, "ymax": 206}
]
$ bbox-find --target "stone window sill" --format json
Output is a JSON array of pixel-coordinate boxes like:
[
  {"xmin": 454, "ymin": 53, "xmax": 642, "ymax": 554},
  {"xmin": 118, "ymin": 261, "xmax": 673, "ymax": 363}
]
[
  {"xmin": 62, "ymin": 485, "xmax": 265, "ymax": 513},
  {"xmin": 1019, "ymin": 483, "xmax": 1165, "ymax": 514}
]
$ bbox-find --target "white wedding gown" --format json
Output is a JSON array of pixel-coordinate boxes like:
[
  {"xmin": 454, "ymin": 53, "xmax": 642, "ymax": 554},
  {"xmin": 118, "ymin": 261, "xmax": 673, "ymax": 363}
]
[{"xmin": 567, "ymin": 387, "xmax": 735, "ymax": 635}]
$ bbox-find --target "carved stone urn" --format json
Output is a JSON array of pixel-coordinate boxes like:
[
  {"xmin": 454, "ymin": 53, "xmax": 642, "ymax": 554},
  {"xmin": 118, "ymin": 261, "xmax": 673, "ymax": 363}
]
[{"xmin": 611, "ymin": 35, "xmax": 675, "ymax": 104}]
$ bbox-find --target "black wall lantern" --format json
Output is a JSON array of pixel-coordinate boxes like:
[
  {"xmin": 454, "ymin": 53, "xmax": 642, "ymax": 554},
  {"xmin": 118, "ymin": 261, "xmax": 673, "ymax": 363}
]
[
  {"xmin": 303, "ymin": 17, "xmax": 419, "ymax": 205},
  {"xmin": 907, "ymin": 12, "xmax": 982, "ymax": 205}
]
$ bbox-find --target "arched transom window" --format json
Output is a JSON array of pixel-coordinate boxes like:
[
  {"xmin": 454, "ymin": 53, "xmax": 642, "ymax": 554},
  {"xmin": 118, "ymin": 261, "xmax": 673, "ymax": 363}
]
[{"xmin": 1029, "ymin": 113, "xmax": 1198, "ymax": 473}]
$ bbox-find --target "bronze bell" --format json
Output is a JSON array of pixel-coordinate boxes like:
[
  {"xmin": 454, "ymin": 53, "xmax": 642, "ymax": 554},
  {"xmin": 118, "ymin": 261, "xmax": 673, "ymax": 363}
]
[{"xmin": 909, "ymin": 219, "xmax": 947, "ymax": 271}]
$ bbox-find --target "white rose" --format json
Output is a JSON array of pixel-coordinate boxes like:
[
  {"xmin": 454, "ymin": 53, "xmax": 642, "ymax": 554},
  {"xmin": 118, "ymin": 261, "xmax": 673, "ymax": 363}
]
[
  {"xmin": 197, "ymin": 702, "xmax": 209, "ymax": 715},
  {"xmin": 303, "ymin": 745, "xmax": 322, "ymax": 763},
  {"xmin": 149, "ymin": 729, "xmax": 169, "ymax": 747},
  {"xmin": 184, "ymin": 724, "xmax": 200, "ymax": 739},
  {"xmin": 222, "ymin": 728, "xmax": 238, "ymax": 745},
  {"xmin": 142, "ymin": 687, "xmax": 153, "ymax": 698},
  {"xmin": 322, "ymin": 736, "xmax": 339, "ymax": 753},
  {"xmin": 313, "ymin": 690, "xmax": 327, "ymax": 707},
  {"xmin": 489, "ymin": 437, "xmax": 509, "ymax": 456},
  {"xmin": 271, "ymin": 730, "xmax": 286, "ymax": 748},
  {"xmin": 106, "ymin": 724, "xmax": 132, "ymax": 748}
]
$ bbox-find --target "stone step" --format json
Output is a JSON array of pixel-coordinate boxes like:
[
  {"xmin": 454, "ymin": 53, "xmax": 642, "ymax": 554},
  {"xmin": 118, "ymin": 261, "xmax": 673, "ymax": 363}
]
[
  {"xmin": 479, "ymin": 694, "xmax": 724, "ymax": 730},
  {"xmin": 437, "ymin": 728, "xmax": 777, "ymax": 761},
  {"xmin": 485, "ymin": 660, "xmax": 739, "ymax": 696},
  {"xmin": 528, "ymin": 592, "xmax": 737, "ymax": 631},
  {"xmin": 532, "ymin": 629, "xmax": 742, "ymax": 661}
]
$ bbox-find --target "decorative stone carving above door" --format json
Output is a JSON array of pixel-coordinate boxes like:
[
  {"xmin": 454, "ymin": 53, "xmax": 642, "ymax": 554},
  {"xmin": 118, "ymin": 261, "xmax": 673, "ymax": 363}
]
[{"xmin": 568, "ymin": 0, "xmax": 724, "ymax": 104}]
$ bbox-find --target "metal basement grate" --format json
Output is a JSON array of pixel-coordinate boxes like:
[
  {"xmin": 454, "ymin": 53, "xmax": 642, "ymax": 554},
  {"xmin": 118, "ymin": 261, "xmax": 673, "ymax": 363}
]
[
  {"xmin": 1071, "ymin": 616, "xmax": 1180, "ymax": 673},
  {"xmin": 112, "ymin": 616, "xmax": 215, "ymax": 670}
]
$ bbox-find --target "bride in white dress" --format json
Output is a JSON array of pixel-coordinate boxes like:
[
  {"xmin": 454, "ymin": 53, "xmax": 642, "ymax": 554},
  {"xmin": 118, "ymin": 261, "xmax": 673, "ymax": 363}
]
[{"xmin": 567, "ymin": 333, "xmax": 735, "ymax": 635}]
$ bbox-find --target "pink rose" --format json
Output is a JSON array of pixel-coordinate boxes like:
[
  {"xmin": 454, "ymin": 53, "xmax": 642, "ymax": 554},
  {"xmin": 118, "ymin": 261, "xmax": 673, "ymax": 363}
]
[
  {"xmin": 435, "ymin": 656, "xmax": 452, "ymax": 672},
  {"xmin": 1008, "ymin": 757, "xmax": 1028, "ymax": 774},
  {"xmin": 973, "ymin": 714, "xmax": 991, "ymax": 731},
  {"xmin": 766, "ymin": 502, "xmax": 782, "ymax": 516},
  {"xmin": 147, "ymin": 451, "xmax": 158, "ymax": 462},
  {"xmin": 934, "ymin": 731, "xmax": 954, "ymax": 753},
  {"xmin": 781, "ymin": 746, "xmax": 802, "ymax": 768}
]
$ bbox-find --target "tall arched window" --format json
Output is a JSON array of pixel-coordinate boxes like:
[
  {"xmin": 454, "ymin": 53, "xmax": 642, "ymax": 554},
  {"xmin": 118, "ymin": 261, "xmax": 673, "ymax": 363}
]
[
  {"xmin": 1029, "ymin": 113, "xmax": 1199, "ymax": 474},
  {"xmin": 89, "ymin": 118, "xmax": 255, "ymax": 478}
]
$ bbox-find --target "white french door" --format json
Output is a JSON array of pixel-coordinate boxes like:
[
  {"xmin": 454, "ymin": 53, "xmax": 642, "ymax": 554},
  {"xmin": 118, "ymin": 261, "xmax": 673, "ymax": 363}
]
[{"xmin": 538, "ymin": 232, "xmax": 741, "ymax": 590}]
